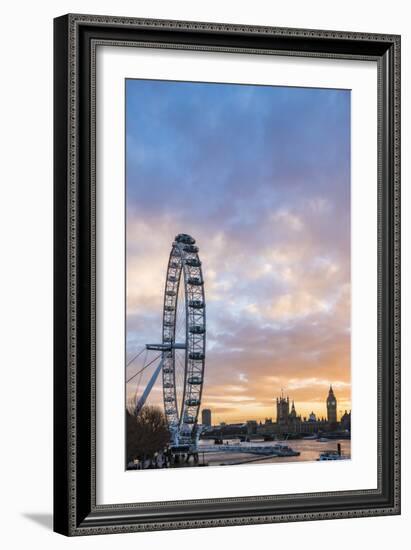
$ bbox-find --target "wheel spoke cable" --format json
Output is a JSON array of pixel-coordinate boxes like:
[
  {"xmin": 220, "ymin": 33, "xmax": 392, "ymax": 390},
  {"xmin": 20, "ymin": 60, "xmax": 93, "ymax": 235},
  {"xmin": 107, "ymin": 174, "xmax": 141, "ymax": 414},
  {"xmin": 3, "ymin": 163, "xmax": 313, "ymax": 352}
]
[
  {"xmin": 126, "ymin": 346, "xmax": 146, "ymax": 368},
  {"xmin": 126, "ymin": 353, "xmax": 162, "ymax": 384}
]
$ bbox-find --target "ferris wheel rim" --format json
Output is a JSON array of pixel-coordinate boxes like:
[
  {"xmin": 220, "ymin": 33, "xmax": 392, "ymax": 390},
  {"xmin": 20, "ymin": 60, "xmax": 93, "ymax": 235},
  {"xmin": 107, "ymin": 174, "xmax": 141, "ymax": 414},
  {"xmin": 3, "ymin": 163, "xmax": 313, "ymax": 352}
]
[{"xmin": 161, "ymin": 234, "xmax": 206, "ymax": 441}]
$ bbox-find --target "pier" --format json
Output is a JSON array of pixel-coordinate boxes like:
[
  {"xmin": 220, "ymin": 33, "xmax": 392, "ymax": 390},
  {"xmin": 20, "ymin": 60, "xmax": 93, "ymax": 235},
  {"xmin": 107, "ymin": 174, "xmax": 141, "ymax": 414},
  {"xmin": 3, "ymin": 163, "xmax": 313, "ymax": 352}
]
[{"xmin": 199, "ymin": 443, "xmax": 300, "ymax": 457}]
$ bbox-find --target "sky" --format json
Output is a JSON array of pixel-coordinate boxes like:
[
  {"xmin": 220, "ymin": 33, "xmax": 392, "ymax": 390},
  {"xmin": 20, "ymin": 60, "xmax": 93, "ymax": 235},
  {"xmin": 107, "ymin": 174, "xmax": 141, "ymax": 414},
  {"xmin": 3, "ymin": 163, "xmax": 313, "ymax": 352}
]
[{"xmin": 125, "ymin": 78, "xmax": 351, "ymax": 424}]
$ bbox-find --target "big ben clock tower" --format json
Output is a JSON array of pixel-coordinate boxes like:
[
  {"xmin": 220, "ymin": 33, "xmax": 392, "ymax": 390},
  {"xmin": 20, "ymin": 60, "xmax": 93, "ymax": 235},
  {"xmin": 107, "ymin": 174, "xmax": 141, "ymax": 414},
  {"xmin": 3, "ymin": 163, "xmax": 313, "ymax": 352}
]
[{"xmin": 327, "ymin": 385, "xmax": 337, "ymax": 424}]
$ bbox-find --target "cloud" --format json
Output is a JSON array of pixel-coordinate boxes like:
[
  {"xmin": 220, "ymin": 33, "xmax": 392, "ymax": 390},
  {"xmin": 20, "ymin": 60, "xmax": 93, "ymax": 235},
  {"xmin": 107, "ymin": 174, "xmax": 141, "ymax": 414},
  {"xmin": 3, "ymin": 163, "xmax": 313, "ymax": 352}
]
[{"xmin": 125, "ymin": 79, "xmax": 351, "ymax": 423}]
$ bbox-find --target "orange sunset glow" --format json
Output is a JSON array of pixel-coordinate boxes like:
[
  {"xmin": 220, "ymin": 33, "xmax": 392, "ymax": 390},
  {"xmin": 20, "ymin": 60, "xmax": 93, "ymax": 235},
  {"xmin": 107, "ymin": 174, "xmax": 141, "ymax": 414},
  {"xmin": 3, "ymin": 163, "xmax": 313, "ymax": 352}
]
[{"xmin": 125, "ymin": 80, "xmax": 351, "ymax": 425}]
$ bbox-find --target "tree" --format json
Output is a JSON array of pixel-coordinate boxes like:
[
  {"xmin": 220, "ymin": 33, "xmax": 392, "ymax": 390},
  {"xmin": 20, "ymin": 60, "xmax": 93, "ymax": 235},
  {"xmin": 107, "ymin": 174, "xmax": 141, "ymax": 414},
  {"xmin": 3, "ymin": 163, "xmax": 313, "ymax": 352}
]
[{"xmin": 126, "ymin": 406, "xmax": 170, "ymax": 464}]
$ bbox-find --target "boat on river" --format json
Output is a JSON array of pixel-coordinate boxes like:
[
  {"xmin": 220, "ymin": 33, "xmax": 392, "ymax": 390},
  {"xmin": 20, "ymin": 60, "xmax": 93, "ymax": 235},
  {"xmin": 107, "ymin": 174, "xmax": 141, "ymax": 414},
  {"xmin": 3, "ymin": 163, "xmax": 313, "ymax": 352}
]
[{"xmin": 317, "ymin": 450, "xmax": 349, "ymax": 461}]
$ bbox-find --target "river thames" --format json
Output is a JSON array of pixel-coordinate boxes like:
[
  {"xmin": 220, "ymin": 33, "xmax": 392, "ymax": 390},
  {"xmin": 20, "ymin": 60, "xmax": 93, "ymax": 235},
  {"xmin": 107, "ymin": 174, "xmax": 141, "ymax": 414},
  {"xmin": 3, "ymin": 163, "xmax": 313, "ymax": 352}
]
[{"xmin": 193, "ymin": 438, "xmax": 351, "ymax": 467}]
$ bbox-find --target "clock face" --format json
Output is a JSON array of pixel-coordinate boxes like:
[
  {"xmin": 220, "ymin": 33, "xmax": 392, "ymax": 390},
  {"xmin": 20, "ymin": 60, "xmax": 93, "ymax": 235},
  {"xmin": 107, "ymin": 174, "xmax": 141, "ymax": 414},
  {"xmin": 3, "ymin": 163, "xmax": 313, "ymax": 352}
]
[{"xmin": 329, "ymin": 400, "xmax": 336, "ymax": 406}]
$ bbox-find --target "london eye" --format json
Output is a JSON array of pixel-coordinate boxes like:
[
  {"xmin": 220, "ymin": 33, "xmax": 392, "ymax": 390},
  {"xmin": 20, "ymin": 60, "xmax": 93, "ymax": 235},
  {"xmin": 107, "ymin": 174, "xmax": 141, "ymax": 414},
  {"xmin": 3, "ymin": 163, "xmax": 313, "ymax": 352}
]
[{"xmin": 127, "ymin": 233, "xmax": 206, "ymax": 448}]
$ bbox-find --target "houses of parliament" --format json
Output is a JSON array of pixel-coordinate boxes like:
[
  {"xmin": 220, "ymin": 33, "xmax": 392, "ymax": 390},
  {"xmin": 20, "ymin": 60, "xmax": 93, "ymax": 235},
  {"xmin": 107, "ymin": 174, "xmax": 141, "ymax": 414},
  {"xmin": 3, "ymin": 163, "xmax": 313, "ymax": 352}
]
[{"xmin": 254, "ymin": 385, "xmax": 351, "ymax": 437}]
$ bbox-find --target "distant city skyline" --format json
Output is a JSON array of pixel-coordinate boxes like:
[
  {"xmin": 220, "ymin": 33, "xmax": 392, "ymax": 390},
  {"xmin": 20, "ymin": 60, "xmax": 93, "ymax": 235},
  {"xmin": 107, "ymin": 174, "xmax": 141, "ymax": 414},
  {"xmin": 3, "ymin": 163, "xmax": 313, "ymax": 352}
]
[
  {"xmin": 202, "ymin": 385, "xmax": 349, "ymax": 425},
  {"xmin": 126, "ymin": 79, "xmax": 351, "ymax": 424}
]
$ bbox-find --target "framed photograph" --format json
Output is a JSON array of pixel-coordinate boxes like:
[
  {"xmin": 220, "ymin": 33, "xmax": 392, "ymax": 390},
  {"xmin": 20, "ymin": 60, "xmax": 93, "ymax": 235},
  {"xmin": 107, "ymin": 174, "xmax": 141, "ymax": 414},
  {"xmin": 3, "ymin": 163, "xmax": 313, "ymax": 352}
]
[{"xmin": 53, "ymin": 14, "xmax": 401, "ymax": 536}]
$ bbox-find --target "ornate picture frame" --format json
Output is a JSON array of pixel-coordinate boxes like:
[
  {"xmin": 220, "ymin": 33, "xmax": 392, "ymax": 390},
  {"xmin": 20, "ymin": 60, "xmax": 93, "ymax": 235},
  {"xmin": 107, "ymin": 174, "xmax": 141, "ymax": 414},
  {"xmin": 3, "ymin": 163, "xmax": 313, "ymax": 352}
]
[{"xmin": 53, "ymin": 14, "xmax": 400, "ymax": 536}]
